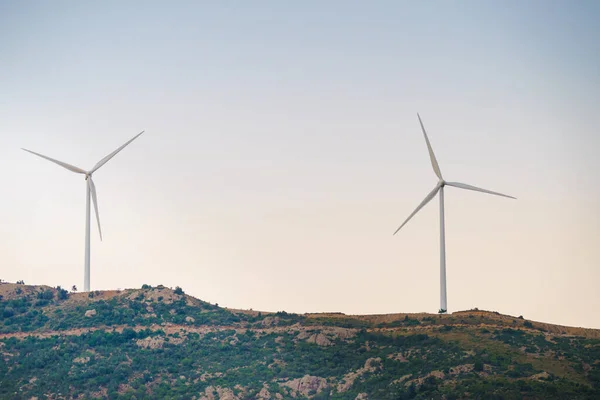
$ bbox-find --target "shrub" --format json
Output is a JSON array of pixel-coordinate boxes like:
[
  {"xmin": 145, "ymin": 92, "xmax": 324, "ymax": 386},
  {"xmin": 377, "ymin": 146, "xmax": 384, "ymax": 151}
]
[
  {"xmin": 37, "ymin": 290, "xmax": 54, "ymax": 301},
  {"xmin": 174, "ymin": 286, "xmax": 184, "ymax": 295},
  {"xmin": 56, "ymin": 286, "xmax": 68, "ymax": 300},
  {"xmin": 474, "ymin": 360, "xmax": 484, "ymax": 371}
]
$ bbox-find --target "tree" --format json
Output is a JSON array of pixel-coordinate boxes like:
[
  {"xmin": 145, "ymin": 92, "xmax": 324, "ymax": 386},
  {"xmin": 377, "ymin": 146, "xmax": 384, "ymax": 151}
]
[
  {"xmin": 16, "ymin": 280, "xmax": 25, "ymax": 285},
  {"xmin": 72, "ymin": 285, "xmax": 77, "ymax": 292},
  {"xmin": 174, "ymin": 286, "xmax": 184, "ymax": 295}
]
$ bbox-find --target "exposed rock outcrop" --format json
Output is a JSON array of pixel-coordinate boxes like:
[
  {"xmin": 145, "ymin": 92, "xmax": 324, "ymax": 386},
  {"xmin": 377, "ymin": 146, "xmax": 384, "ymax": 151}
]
[
  {"xmin": 256, "ymin": 386, "xmax": 271, "ymax": 399},
  {"xmin": 280, "ymin": 375, "xmax": 328, "ymax": 397},
  {"xmin": 337, "ymin": 358, "xmax": 382, "ymax": 393},
  {"xmin": 136, "ymin": 336, "xmax": 165, "ymax": 349},
  {"xmin": 199, "ymin": 386, "xmax": 239, "ymax": 400}
]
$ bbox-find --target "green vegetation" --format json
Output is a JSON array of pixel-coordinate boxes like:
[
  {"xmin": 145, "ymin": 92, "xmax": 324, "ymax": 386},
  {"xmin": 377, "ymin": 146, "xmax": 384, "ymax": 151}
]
[{"xmin": 0, "ymin": 283, "xmax": 599, "ymax": 399}]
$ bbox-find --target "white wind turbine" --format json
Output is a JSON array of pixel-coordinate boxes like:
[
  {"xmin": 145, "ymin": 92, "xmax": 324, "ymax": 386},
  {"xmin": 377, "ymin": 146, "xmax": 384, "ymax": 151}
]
[
  {"xmin": 22, "ymin": 131, "xmax": 144, "ymax": 292},
  {"xmin": 394, "ymin": 114, "xmax": 515, "ymax": 314}
]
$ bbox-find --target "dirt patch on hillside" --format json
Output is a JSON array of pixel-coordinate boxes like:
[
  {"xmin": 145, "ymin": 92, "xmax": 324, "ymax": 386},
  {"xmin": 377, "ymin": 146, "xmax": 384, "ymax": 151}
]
[
  {"xmin": 0, "ymin": 283, "xmax": 56, "ymax": 300},
  {"xmin": 67, "ymin": 290, "xmax": 131, "ymax": 303}
]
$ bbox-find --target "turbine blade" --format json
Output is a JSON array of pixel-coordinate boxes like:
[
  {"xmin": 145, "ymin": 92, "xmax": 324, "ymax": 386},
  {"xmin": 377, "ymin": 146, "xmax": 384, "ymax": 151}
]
[
  {"xmin": 21, "ymin": 148, "xmax": 87, "ymax": 174},
  {"xmin": 90, "ymin": 131, "xmax": 144, "ymax": 173},
  {"xmin": 446, "ymin": 181, "xmax": 516, "ymax": 200},
  {"xmin": 88, "ymin": 177, "xmax": 103, "ymax": 241},
  {"xmin": 417, "ymin": 113, "xmax": 443, "ymax": 180},
  {"xmin": 394, "ymin": 183, "xmax": 441, "ymax": 235}
]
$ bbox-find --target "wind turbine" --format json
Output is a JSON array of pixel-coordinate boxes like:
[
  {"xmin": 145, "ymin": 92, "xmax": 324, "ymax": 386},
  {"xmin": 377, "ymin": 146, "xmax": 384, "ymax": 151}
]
[
  {"xmin": 394, "ymin": 114, "xmax": 515, "ymax": 314},
  {"xmin": 22, "ymin": 131, "xmax": 144, "ymax": 292}
]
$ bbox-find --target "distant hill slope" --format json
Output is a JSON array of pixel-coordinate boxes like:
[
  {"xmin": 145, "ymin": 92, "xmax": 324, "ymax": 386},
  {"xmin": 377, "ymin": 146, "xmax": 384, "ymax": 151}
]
[{"xmin": 0, "ymin": 282, "xmax": 599, "ymax": 399}]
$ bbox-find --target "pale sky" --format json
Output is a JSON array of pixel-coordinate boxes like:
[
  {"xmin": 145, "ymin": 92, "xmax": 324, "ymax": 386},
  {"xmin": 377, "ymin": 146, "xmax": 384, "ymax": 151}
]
[{"xmin": 1, "ymin": 1, "xmax": 599, "ymax": 328}]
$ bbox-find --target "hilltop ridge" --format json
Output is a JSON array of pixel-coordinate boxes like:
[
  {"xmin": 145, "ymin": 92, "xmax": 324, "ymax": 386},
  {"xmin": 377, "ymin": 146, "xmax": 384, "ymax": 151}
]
[
  {"xmin": 1, "ymin": 282, "xmax": 599, "ymax": 399},
  {"xmin": 2, "ymin": 282, "xmax": 596, "ymax": 338}
]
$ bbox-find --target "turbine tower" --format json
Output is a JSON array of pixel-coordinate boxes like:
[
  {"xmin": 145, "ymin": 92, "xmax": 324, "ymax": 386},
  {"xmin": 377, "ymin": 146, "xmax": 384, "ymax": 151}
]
[
  {"xmin": 394, "ymin": 114, "xmax": 515, "ymax": 314},
  {"xmin": 22, "ymin": 131, "xmax": 144, "ymax": 292}
]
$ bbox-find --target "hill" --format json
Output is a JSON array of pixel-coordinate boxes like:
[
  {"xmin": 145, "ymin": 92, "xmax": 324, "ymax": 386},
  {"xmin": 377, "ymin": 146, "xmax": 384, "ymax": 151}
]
[{"xmin": 0, "ymin": 282, "xmax": 599, "ymax": 399}]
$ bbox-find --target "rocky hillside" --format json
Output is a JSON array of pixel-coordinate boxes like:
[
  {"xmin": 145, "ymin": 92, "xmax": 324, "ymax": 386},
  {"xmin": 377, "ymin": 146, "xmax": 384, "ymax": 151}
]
[{"xmin": 0, "ymin": 282, "xmax": 599, "ymax": 399}]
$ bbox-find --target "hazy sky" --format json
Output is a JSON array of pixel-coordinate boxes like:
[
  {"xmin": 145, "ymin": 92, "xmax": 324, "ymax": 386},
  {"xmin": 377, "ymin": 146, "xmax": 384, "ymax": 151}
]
[{"xmin": 1, "ymin": 1, "xmax": 599, "ymax": 328}]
